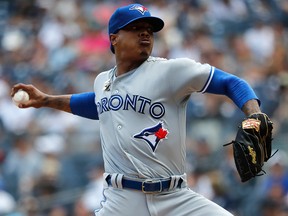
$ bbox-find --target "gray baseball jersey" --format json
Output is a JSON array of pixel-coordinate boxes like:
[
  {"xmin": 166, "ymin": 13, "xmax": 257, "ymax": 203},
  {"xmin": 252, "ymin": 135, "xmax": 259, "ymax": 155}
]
[
  {"xmin": 94, "ymin": 56, "xmax": 233, "ymax": 216},
  {"xmin": 94, "ymin": 56, "xmax": 212, "ymax": 179}
]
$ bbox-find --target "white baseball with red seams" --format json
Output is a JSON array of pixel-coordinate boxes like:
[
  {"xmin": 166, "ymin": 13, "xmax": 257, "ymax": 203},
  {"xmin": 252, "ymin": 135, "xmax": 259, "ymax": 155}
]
[{"xmin": 12, "ymin": 89, "xmax": 29, "ymax": 105}]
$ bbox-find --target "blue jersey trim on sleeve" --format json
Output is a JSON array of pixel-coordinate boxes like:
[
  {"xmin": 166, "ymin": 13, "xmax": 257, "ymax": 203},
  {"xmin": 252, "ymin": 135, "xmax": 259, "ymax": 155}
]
[
  {"xmin": 200, "ymin": 66, "xmax": 215, "ymax": 93},
  {"xmin": 205, "ymin": 68, "xmax": 260, "ymax": 109},
  {"xmin": 70, "ymin": 92, "xmax": 99, "ymax": 120}
]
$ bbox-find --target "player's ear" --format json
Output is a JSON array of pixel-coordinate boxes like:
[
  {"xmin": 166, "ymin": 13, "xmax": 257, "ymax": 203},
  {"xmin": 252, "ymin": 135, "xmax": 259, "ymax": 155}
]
[{"xmin": 110, "ymin": 34, "xmax": 118, "ymax": 46}]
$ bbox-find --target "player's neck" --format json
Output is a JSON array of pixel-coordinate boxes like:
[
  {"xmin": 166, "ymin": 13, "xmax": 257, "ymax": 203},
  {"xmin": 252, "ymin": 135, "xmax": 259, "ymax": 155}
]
[
  {"xmin": 115, "ymin": 58, "xmax": 147, "ymax": 76},
  {"xmin": 115, "ymin": 62, "xmax": 142, "ymax": 76}
]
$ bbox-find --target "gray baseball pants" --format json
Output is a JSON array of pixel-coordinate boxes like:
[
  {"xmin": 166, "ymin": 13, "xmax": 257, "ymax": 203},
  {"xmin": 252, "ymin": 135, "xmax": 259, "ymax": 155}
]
[{"xmin": 95, "ymin": 173, "xmax": 234, "ymax": 216}]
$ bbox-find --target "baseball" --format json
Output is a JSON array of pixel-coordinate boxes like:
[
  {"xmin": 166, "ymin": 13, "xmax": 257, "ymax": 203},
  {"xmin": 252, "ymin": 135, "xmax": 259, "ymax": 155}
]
[{"xmin": 13, "ymin": 89, "xmax": 30, "ymax": 105}]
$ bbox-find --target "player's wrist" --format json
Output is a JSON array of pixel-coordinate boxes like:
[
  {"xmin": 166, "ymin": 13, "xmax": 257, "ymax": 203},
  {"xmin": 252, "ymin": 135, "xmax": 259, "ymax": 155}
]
[
  {"xmin": 241, "ymin": 99, "xmax": 261, "ymax": 117},
  {"xmin": 42, "ymin": 95, "xmax": 72, "ymax": 112}
]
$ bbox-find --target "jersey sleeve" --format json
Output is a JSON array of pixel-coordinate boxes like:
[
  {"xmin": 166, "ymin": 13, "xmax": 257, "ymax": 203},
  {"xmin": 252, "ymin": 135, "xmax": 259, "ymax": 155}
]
[
  {"xmin": 167, "ymin": 58, "xmax": 212, "ymax": 99},
  {"xmin": 205, "ymin": 67, "xmax": 259, "ymax": 109},
  {"xmin": 70, "ymin": 92, "xmax": 99, "ymax": 120}
]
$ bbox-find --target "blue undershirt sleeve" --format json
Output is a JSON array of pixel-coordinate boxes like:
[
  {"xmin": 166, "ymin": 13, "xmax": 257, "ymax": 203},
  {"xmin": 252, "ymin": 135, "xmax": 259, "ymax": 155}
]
[
  {"xmin": 70, "ymin": 92, "xmax": 99, "ymax": 120},
  {"xmin": 205, "ymin": 68, "xmax": 260, "ymax": 109}
]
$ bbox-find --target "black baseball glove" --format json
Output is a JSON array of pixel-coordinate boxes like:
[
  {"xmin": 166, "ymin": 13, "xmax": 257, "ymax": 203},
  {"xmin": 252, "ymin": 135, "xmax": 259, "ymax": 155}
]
[{"xmin": 225, "ymin": 113, "xmax": 274, "ymax": 182}]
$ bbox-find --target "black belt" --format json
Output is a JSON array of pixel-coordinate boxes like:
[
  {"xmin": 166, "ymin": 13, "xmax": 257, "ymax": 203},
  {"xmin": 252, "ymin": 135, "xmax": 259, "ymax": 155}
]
[{"xmin": 106, "ymin": 175, "xmax": 183, "ymax": 193}]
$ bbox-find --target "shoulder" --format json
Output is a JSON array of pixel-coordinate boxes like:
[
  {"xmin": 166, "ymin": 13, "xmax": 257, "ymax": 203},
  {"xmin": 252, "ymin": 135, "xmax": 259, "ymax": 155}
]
[
  {"xmin": 148, "ymin": 56, "xmax": 211, "ymax": 71},
  {"xmin": 145, "ymin": 56, "xmax": 190, "ymax": 68},
  {"xmin": 147, "ymin": 56, "xmax": 167, "ymax": 62},
  {"xmin": 94, "ymin": 68, "xmax": 115, "ymax": 91},
  {"xmin": 93, "ymin": 68, "xmax": 115, "ymax": 93},
  {"xmin": 95, "ymin": 68, "xmax": 114, "ymax": 81},
  {"xmin": 147, "ymin": 56, "xmax": 193, "ymax": 64},
  {"xmin": 148, "ymin": 56, "xmax": 208, "ymax": 66},
  {"xmin": 97, "ymin": 69, "xmax": 112, "ymax": 77}
]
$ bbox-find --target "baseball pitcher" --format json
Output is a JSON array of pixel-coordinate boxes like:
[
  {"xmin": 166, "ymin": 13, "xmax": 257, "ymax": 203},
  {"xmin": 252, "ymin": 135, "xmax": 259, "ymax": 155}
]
[{"xmin": 11, "ymin": 3, "xmax": 273, "ymax": 216}]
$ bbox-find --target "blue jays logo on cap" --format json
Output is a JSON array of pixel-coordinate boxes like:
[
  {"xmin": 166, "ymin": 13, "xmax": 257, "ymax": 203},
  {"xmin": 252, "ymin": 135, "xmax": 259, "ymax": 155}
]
[
  {"xmin": 129, "ymin": 5, "xmax": 148, "ymax": 15},
  {"xmin": 134, "ymin": 122, "xmax": 168, "ymax": 152}
]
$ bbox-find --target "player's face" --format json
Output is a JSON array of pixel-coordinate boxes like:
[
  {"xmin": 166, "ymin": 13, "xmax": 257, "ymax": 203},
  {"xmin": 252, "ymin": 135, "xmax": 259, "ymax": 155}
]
[{"xmin": 113, "ymin": 20, "xmax": 154, "ymax": 60}]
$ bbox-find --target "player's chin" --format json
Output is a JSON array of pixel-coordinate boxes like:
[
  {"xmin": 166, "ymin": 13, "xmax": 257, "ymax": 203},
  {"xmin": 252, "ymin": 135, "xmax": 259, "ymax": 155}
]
[
  {"xmin": 139, "ymin": 50, "xmax": 150, "ymax": 59},
  {"xmin": 138, "ymin": 46, "xmax": 152, "ymax": 58}
]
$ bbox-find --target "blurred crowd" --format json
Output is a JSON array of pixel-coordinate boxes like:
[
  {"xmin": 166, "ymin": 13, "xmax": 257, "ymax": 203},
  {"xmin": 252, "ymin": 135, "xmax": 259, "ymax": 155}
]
[{"xmin": 0, "ymin": 0, "xmax": 288, "ymax": 215}]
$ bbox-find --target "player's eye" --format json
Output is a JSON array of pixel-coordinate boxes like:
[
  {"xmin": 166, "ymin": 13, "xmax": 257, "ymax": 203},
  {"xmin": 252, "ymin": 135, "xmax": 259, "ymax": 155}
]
[
  {"xmin": 123, "ymin": 25, "xmax": 139, "ymax": 31},
  {"xmin": 146, "ymin": 27, "xmax": 153, "ymax": 34}
]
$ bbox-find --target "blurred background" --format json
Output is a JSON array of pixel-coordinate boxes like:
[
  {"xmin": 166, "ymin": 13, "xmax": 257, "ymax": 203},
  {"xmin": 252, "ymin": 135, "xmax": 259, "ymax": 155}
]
[{"xmin": 0, "ymin": 0, "xmax": 287, "ymax": 215}]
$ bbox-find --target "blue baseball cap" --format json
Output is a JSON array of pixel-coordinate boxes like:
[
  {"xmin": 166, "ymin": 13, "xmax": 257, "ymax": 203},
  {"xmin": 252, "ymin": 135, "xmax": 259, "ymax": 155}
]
[{"xmin": 108, "ymin": 4, "xmax": 164, "ymax": 53}]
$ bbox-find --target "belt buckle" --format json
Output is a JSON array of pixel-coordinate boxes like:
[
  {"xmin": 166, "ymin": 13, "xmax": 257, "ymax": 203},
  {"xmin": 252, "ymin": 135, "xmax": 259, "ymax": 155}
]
[{"xmin": 141, "ymin": 180, "xmax": 162, "ymax": 194}]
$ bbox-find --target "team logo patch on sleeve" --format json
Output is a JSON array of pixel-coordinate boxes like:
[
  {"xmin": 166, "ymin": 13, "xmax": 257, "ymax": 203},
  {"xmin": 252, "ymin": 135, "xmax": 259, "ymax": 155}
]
[{"xmin": 133, "ymin": 122, "xmax": 168, "ymax": 152}]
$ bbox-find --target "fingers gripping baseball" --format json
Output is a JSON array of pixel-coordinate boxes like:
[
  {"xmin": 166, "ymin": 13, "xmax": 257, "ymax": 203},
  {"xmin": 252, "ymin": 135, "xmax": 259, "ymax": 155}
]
[
  {"xmin": 12, "ymin": 89, "xmax": 30, "ymax": 106},
  {"xmin": 11, "ymin": 83, "xmax": 48, "ymax": 108}
]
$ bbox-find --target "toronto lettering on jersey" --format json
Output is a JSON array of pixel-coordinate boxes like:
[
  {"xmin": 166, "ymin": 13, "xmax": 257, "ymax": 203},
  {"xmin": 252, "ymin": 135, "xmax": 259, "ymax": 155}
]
[{"xmin": 97, "ymin": 94, "xmax": 165, "ymax": 119}]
